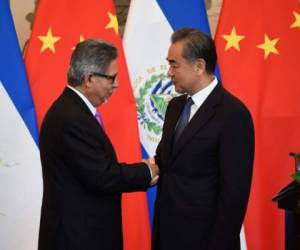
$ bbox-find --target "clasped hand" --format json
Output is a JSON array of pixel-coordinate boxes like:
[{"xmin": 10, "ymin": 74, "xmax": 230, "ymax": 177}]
[{"xmin": 142, "ymin": 157, "xmax": 159, "ymax": 186}]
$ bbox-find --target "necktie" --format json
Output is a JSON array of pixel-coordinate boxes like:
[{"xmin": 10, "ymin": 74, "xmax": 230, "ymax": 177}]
[
  {"xmin": 95, "ymin": 111, "xmax": 104, "ymax": 128},
  {"xmin": 173, "ymin": 97, "xmax": 193, "ymax": 144}
]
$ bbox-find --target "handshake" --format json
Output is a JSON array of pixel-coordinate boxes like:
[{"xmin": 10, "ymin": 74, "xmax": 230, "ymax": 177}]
[{"xmin": 142, "ymin": 157, "xmax": 160, "ymax": 186}]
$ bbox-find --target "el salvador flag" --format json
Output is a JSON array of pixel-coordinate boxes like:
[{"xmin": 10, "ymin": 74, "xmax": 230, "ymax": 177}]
[
  {"xmin": 123, "ymin": 0, "xmax": 211, "ymax": 224},
  {"xmin": 0, "ymin": 1, "xmax": 42, "ymax": 250},
  {"xmin": 123, "ymin": 1, "xmax": 246, "ymax": 249}
]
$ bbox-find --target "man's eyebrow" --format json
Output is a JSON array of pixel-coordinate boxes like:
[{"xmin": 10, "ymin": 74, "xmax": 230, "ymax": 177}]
[{"xmin": 166, "ymin": 58, "xmax": 176, "ymax": 64}]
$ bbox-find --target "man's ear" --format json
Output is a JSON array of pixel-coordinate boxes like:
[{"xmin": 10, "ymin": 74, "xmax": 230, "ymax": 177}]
[
  {"xmin": 83, "ymin": 73, "xmax": 92, "ymax": 88},
  {"xmin": 195, "ymin": 58, "xmax": 206, "ymax": 75}
]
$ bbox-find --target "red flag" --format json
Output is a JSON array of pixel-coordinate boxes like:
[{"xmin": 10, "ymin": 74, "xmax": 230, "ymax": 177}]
[
  {"xmin": 25, "ymin": 1, "xmax": 151, "ymax": 249},
  {"xmin": 215, "ymin": 1, "xmax": 300, "ymax": 249}
]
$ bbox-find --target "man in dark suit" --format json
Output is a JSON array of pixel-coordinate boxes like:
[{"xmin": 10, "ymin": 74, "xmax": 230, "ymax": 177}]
[
  {"xmin": 152, "ymin": 28, "xmax": 255, "ymax": 250},
  {"xmin": 38, "ymin": 39, "xmax": 159, "ymax": 250}
]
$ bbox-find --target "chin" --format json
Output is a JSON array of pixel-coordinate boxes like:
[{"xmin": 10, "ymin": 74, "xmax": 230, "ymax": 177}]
[{"xmin": 175, "ymin": 88, "xmax": 185, "ymax": 94}]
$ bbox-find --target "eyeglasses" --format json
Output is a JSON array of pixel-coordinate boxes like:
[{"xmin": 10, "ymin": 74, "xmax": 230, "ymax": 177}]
[{"xmin": 91, "ymin": 72, "xmax": 117, "ymax": 83}]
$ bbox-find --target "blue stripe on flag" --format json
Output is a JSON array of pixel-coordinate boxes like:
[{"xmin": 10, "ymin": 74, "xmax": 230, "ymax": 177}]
[
  {"xmin": 141, "ymin": 143, "xmax": 157, "ymax": 226},
  {"xmin": 0, "ymin": 0, "xmax": 39, "ymax": 144},
  {"xmin": 156, "ymin": 0, "xmax": 211, "ymax": 35},
  {"xmin": 157, "ymin": 0, "xmax": 221, "ymax": 79}
]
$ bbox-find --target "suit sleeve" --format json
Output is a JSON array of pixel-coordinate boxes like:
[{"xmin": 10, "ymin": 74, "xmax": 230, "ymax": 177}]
[
  {"xmin": 62, "ymin": 119, "xmax": 151, "ymax": 194},
  {"xmin": 207, "ymin": 105, "xmax": 255, "ymax": 250}
]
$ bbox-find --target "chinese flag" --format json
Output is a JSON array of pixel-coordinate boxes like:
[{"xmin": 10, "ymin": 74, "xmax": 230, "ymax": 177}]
[
  {"xmin": 215, "ymin": 1, "xmax": 300, "ymax": 250},
  {"xmin": 25, "ymin": 1, "xmax": 151, "ymax": 250}
]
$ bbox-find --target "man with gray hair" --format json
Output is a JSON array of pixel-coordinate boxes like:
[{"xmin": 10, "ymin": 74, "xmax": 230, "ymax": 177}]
[
  {"xmin": 38, "ymin": 39, "xmax": 159, "ymax": 250},
  {"xmin": 152, "ymin": 28, "xmax": 254, "ymax": 250}
]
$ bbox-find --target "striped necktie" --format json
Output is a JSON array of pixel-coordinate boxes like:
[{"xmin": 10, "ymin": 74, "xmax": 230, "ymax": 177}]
[
  {"xmin": 173, "ymin": 97, "xmax": 193, "ymax": 144},
  {"xmin": 95, "ymin": 111, "xmax": 104, "ymax": 129}
]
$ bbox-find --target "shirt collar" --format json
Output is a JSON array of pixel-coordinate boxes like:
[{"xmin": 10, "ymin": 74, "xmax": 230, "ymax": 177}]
[
  {"xmin": 190, "ymin": 77, "xmax": 218, "ymax": 107},
  {"xmin": 67, "ymin": 85, "xmax": 97, "ymax": 116}
]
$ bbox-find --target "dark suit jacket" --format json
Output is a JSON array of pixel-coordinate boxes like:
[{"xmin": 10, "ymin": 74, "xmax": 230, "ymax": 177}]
[
  {"xmin": 152, "ymin": 84, "xmax": 254, "ymax": 250},
  {"xmin": 38, "ymin": 87, "xmax": 151, "ymax": 250}
]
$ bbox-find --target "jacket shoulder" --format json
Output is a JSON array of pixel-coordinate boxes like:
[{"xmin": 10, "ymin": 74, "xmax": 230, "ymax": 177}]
[{"xmin": 222, "ymin": 88, "xmax": 251, "ymax": 114}]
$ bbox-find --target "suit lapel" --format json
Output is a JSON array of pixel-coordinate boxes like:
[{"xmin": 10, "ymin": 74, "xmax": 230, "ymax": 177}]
[
  {"xmin": 163, "ymin": 95, "xmax": 187, "ymax": 160},
  {"xmin": 171, "ymin": 84, "xmax": 224, "ymax": 162}
]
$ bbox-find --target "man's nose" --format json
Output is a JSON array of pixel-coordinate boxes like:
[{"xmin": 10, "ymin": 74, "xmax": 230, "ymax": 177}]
[{"xmin": 112, "ymin": 78, "xmax": 119, "ymax": 88}]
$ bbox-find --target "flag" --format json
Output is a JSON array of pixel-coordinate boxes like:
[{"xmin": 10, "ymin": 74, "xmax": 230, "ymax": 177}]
[
  {"xmin": 24, "ymin": 1, "xmax": 150, "ymax": 249},
  {"xmin": 215, "ymin": 1, "xmax": 300, "ymax": 249},
  {"xmin": 123, "ymin": 1, "xmax": 250, "ymax": 249},
  {"xmin": 123, "ymin": 0, "xmax": 210, "ymax": 224},
  {"xmin": 0, "ymin": 1, "xmax": 42, "ymax": 250}
]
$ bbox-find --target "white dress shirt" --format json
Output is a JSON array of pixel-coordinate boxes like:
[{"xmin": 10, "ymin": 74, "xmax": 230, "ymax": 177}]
[{"xmin": 189, "ymin": 77, "xmax": 218, "ymax": 121}]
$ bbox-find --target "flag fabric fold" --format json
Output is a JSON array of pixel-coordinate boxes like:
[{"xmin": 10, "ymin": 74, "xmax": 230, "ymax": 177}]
[
  {"xmin": 25, "ymin": 1, "xmax": 150, "ymax": 249},
  {"xmin": 215, "ymin": 1, "xmax": 300, "ymax": 249},
  {"xmin": 0, "ymin": 1, "xmax": 42, "ymax": 249}
]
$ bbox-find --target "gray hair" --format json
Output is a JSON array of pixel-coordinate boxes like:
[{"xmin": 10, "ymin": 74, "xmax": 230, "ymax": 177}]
[
  {"xmin": 67, "ymin": 39, "xmax": 118, "ymax": 86},
  {"xmin": 171, "ymin": 28, "xmax": 217, "ymax": 74}
]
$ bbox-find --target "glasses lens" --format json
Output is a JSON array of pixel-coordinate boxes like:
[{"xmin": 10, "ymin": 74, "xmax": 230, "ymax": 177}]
[{"xmin": 93, "ymin": 72, "xmax": 116, "ymax": 82}]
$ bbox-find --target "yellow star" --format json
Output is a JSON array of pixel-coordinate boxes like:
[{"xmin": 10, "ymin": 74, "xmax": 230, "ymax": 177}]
[
  {"xmin": 222, "ymin": 26, "xmax": 245, "ymax": 51},
  {"xmin": 105, "ymin": 12, "xmax": 118, "ymax": 35},
  {"xmin": 72, "ymin": 35, "xmax": 85, "ymax": 50},
  {"xmin": 78, "ymin": 35, "xmax": 84, "ymax": 42},
  {"xmin": 290, "ymin": 11, "xmax": 300, "ymax": 29},
  {"xmin": 257, "ymin": 34, "xmax": 279, "ymax": 59},
  {"xmin": 37, "ymin": 28, "xmax": 61, "ymax": 53}
]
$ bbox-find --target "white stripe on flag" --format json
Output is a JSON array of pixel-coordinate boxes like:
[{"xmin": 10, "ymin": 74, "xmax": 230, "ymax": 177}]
[
  {"xmin": 123, "ymin": 0, "xmax": 175, "ymax": 156},
  {"xmin": 0, "ymin": 81, "xmax": 42, "ymax": 250},
  {"xmin": 241, "ymin": 227, "xmax": 247, "ymax": 250}
]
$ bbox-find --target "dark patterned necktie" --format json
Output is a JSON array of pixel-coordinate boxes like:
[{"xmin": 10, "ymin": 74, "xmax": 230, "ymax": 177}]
[{"xmin": 173, "ymin": 97, "xmax": 193, "ymax": 144}]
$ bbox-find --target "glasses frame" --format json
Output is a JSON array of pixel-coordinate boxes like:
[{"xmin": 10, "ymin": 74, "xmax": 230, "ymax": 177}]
[{"xmin": 91, "ymin": 72, "xmax": 117, "ymax": 83}]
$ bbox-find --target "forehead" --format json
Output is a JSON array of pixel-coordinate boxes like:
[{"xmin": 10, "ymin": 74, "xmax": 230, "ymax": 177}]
[{"xmin": 167, "ymin": 40, "xmax": 186, "ymax": 62}]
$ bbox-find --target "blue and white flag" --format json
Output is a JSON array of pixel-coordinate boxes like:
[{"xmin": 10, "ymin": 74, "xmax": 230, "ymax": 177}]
[
  {"xmin": 123, "ymin": 1, "xmax": 247, "ymax": 249},
  {"xmin": 0, "ymin": 1, "xmax": 42, "ymax": 250},
  {"xmin": 123, "ymin": 0, "xmax": 211, "ymax": 223}
]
